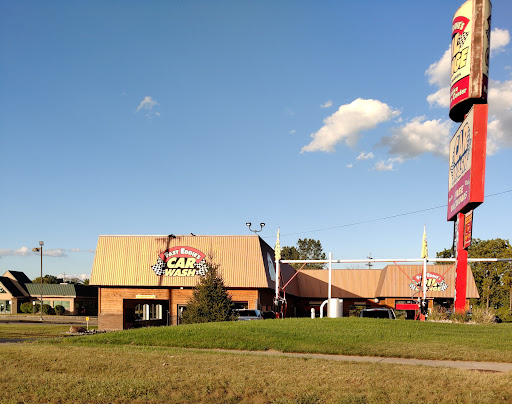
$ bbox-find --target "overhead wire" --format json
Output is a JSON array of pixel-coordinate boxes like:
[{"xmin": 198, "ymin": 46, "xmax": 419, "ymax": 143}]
[{"xmin": 265, "ymin": 188, "xmax": 512, "ymax": 239}]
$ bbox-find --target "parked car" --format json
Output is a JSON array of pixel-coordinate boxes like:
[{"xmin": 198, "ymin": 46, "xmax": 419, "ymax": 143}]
[
  {"xmin": 235, "ymin": 309, "xmax": 263, "ymax": 320},
  {"xmin": 262, "ymin": 310, "xmax": 276, "ymax": 319},
  {"xmin": 359, "ymin": 308, "xmax": 396, "ymax": 319}
]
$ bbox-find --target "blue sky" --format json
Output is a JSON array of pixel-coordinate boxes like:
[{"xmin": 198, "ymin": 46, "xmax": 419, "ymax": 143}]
[{"xmin": 1, "ymin": 1, "xmax": 511, "ymax": 280}]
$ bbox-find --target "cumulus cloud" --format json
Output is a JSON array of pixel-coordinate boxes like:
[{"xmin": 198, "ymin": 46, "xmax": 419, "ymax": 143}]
[
  {"xmin": 487, "ymin": 79, "xmax": 512, "ymax": 153},
  {"xmin": 374, "ymin": 157, "xmax": 404, "ymax": 171},
  {"xmin": 0, "ymin": 246, "xmax": 32, "ymax": 257},
  {"xmin": 356, "ymin": 151, "xmax": 374, "ymax": 160},
  {"xmin": 58, "ymin": 273, "xmax": 90, "ymax": 281},
  {"xmin": 0, "ymin": 247, "xmax": 94, "ymax": 258},
  {"xmin": 301, "ymin": 98, "xmax": 400, "ymax": 153},
  {"xmin": 289, "ymin": 129, "xmax": 296, "ymax": 134},
  {"xmin": 136, "ymin": 96, "xmax": 160, "ymax": 119},
  {"xmin": 346, "ymin": 163, "xmax": 353, "ymax": 168},
  {"xmin": 379, "ymin": 116, "xmax": 453, "ymax": 159},
  {"xmin": 490, "ymin": 28, "xmax": 510, "ymax": 55},
  {"xmin": 136, "ymin": 96, "xmax": 158, "ymax": 111},
  {"xmin": 320, "ymin": 100, "xmax": 333, "ymax": 108}
]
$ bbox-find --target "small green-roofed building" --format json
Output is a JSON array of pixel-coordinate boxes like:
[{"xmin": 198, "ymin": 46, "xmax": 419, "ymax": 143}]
[{"xmin": 0, "ymin": 271, "xmax": 97, "ymax": 315}]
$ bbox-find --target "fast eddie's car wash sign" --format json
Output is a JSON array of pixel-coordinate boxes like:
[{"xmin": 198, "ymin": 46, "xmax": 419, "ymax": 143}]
[
  {"xmin": 447, "ymin": 104, "xmax": 487, "ymax": 221},
  {"xmin": 409, "ymin": 272, "xmax": 449, "ymax": 293},
  {"xmin": 151, "ymin": 246, "xmax": 208, "ymax": 277}
]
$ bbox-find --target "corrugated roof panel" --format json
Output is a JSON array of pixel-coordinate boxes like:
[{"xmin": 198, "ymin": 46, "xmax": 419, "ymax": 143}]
[
  {"xmin": 25, "ymin": 283, "xmax": 77, "ymax": 297},
  {"xmin": 91, "ymin": 235, "xmax": 274, "ymax": 288},
  {"xmin": 376, "ymin": 265, "xmax": 479, "ymax": 298},
  {"xmin": 297, "ymin": 269, "xmax": 382, "ymax": 298}
]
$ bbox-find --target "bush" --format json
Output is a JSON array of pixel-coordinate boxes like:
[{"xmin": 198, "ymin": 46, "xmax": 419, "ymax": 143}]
[
  {"xmin": 450, "ymin": 311, "xmax": 470, "ymax": 323},
  {"xmin": 42, "ymin": 304, "xmax": 55, "ymax": 315},
  {"xmin": 54, "ymin": 305, "xmax": 65, "ymax": 315},
  {"xmin": 20, "ymin": 302, "xmax": 34, "ymax": 314},
  {"xmin": 429, "ymin": 306, "xmax": 450, "ymax": 322},
  {"xmin": 181, "ymin": 260, "xmax": 237, "ymax": 324},
  {"xmin": 471, "ymin": 307, "xmax": 497, "ymax": 324}
]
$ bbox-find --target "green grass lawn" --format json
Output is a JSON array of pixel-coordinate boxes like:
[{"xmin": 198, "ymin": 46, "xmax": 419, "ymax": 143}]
[
  {"xmin": 0, "ymin": 323, "xmax": 97, "ymax": 339},
  {"xmin": 2, "ymin": 344, "xmax": 512, "ymax": 404},
  {"xmin": 52, "ymin": 317, "xmax": 512, "ymax": 363}
]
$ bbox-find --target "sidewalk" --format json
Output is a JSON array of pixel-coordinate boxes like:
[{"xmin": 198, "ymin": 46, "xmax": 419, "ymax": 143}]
[{"xmin": 195, "ymin": 348, "xmax": 512, "ymax": 373}]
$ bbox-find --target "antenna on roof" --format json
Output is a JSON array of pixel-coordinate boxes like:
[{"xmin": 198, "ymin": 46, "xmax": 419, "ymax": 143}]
[{"xmin": 367, "ymin": 253, "xmax": 373, "ymax": 269}]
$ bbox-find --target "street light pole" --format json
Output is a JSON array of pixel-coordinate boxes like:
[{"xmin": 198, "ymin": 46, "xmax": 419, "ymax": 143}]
[{"xmin": 32, "ymin": 241, "xmax": 44, "ymax": 321}]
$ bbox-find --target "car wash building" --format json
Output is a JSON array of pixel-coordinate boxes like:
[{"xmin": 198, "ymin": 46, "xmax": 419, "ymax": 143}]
[{"xmin": 91, "ymin": 235, "xmax": 479, "ymax": 330}]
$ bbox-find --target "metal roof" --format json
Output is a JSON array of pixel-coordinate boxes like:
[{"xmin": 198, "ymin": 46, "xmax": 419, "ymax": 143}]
[
  {"xmin": 25, "ymin": 283, "xmax": 78, "ymax": 297},
  {"xmin": 90, "ymin": 235, "xmax": 300, "ymax": 293},
  {"xmin": 295, "ymin": 264, "xmax": 479, "ymax": 299}
]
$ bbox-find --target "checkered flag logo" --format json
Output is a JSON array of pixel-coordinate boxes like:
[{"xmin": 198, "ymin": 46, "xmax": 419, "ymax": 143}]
[
  {"xmin": 194, "ymin": 260, "xmax": 208, "ymax": 276},
  {"xmin": 151, "ymin": 257, "xmax": 166, "ymax": 276}
]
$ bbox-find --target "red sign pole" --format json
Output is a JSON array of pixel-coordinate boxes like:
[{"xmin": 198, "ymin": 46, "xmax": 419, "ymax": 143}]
[{"xmin": 454, "ymin": 212, "xmax": 468, "ymax": 312}]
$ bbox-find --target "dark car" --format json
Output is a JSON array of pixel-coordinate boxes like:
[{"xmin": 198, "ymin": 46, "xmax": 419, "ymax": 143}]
[
  {"xmin": 235, "ymin": 309, "xmax": 263, "ymax": 321},
  {"xmin": 359, "ymin": 308, "xmax": 396, "ymax": 319}
]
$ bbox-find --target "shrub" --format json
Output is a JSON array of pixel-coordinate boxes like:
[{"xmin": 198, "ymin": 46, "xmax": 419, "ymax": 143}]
[
  {"xmin": 181, "ymin": 260, "xmax": 237, "ymax": 324},
  {"xmin": 54, "ymin": 305, "xmax": 65, "ymax": 315},
  {"xmin": 471, "ymin": 307, "xmax": 497, "ymax": 324},
  {"xmin": 20, "ymin": 302, "xmax": 34, "ymax": 314},
  {"xmin": 450, "ymin": 311, "xmax": 470, "ymax": 323},
  {"xmin": 429, "ymin": 306, "xmax": 450, "ymax": 322},
  {"xmin": 42, "ymin": 304, "xmax": 55, "ymax": 315}
]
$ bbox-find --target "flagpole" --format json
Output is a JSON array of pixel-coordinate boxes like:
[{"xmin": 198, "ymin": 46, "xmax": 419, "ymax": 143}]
[{"xmin": 274, "ymin": 228, "xmax": 281, "ymax": 316}]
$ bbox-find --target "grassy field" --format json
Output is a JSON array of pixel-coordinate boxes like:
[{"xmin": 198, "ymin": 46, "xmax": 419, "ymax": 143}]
[
  {"xmin": 0, "ymin": 323, "xmax": 80, "ymax": 339},
  {"xmin": 2, "ymin": 343, "xmax": 512, "ymax": 404},
  {"xmin": 53, "ymin": 317, "xmax": 512, "ymax": 363}
]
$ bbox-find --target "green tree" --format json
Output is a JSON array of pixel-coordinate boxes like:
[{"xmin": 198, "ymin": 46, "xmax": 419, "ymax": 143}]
[
  {"xmin": 32, "ymin": 275, "xmax": 63, "ymax": 284},
  {"xmin": 437, "ymin": 238, "xmax": 512, "ymax": 311},
  {"xmin": 281, "ymin": 238, "xmax": 326, "ymax": 269},
  {"xmin": 181, "ymin": 260, "xmax": 236, "ymax": 324}
]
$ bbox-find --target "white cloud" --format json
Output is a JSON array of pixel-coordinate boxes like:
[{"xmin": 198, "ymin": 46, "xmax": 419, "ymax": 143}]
[
  {"xmin": 289, "ymin": 129, "xmax": 296, "ymax": 134},
  {"xmin": 301, "ymin": 98, "xmax": 400, "ymax": 153},
  {"xmin": 356, "ymin": 151, "xmax": 374, "ymax": 160},
  {"xmin": 0, "ymin": 246, "xmax": 95, "ymax": 258},
  {"xmin": 136, "ymin": 96, "xmax": 158, "ymax": 112},
  {"xmin": 346, "ymin": 163, "xmax": 353, "ymax": 168},
  {"xmin": 380, "ymin": 116, "xmax": 453, "ymax": 159},
  {"xmin": 487, "ymin": 79, "xmax": 512, "ymax": 153},
  {"xmin": 374, "ymin": 157, "xmax": 403, "ymax": 171},
  {"xmin": 426, "ymin": 47, "xmax": 451, "ymax": 89},
  {"xmin": 44, "ymin": 249, "xmax": 67, "ymax": 257},
  {"xmin": 0, "ymin": 246, "xmax": 31, "ymax": 257},
  {"xmin": 58, "ymin": 273, "xmax": 90, "ymax": 281},
  {"xmin": 491, "ymin": 28, "xmax": 510, "ymax": 55},
  {"xmin": 320, "ymin": 100, "xmax": 333, "ymax": 108}
]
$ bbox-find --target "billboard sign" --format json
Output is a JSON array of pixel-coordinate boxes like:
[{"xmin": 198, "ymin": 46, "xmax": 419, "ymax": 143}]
[
  {"xmin": 450, "ymin": 0, "xmax": 491, "ymax": 122},
  {"xmin": 463, "ymin": 210, "xmax": 473, "ymax": 249},
  {"xmin": 447, "ymin": 104, "xmax": 487, "ymax": 221}
]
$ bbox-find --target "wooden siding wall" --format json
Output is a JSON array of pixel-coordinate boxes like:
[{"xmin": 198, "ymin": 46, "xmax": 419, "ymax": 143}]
[{"xmin": 98, "ymin": 287, "xmax": 260, "ymax": 329}]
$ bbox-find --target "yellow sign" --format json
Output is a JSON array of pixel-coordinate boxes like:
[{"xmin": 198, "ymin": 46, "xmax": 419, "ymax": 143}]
[
  {"xmin": 136, "ymin": 294, "xmax": 156, "ymax": 299},
  {"xmin": 86, "ymin": 317, "xmax": 89, "ymax": 322}
]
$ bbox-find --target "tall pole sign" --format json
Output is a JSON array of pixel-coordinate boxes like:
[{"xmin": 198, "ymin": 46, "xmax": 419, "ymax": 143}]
[
  {"xmin": 448, "ymin": 0, "xmax": 491, "ymax": 313},
  {"xmin": 450, "ymin": 0, "xmax": 492, "ymax": 122}
]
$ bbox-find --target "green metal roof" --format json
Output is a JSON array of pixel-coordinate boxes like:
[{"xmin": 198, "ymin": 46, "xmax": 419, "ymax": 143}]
[{"xmin": 25, "ymin": 283, "xmax": 77, "ymax": 297}]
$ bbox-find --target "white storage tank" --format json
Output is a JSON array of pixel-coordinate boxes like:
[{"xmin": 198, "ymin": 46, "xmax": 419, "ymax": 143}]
[{"xmin": 328, "ymin": 298, "xmax": 343, "ymax": 318}]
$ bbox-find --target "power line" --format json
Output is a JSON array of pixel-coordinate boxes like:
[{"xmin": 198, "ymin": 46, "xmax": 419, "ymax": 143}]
[{"xmin": 272, "ymin": 188, "xmax": 512, "ymax": 239}]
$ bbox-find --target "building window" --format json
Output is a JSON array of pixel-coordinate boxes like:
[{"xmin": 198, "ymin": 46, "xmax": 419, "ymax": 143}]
[
  {"xmin": 135, "ymin": 303, "xmax": 163, "ymax": 321},
  {"xmin": 233, "ymin": 301, "xmax": 248, "ymax": 310}
]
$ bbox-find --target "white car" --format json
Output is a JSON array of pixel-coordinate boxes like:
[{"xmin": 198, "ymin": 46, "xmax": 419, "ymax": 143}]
[{"xmin": 235, "ymin": 309, "xmax": 263, "ymax": 320}]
